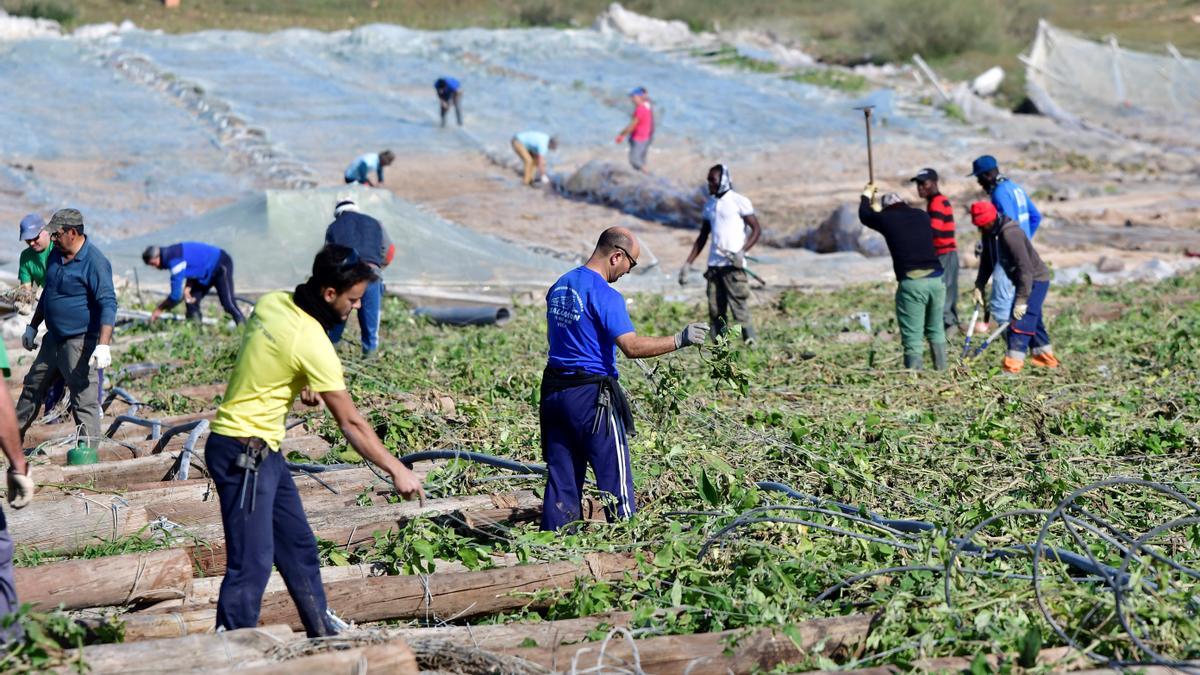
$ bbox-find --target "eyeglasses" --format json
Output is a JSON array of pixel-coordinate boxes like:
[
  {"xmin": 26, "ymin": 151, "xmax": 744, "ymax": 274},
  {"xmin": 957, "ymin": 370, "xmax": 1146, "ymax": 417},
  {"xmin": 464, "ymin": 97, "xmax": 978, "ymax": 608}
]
[{"xmin": 614, "ymin": 245, "xmax": 637, "ymax": 270}]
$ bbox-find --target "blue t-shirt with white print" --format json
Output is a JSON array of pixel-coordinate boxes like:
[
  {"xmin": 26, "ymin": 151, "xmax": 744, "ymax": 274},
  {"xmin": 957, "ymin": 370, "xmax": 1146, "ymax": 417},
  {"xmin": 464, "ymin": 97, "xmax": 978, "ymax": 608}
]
[{"xmin": 546, "ymin": 266, "xmax": 634, "ymax": 377}]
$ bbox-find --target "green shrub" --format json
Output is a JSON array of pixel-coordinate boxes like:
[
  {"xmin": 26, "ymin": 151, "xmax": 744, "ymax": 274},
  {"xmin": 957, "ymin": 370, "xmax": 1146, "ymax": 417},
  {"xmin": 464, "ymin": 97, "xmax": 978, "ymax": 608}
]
[
  {"xmin": 854, "ymin": 0, "xmax": 1044, "ymax": 62},
  {"xmin": 4, "ymin": 0, "xmax": 76, "ymax": 24}
]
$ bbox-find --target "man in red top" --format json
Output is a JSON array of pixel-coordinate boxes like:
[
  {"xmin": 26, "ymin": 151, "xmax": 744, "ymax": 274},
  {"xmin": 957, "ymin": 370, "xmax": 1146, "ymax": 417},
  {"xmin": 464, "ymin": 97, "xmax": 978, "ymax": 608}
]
[
  {"xmin": 911, "ymin": 168, "xmax": 958, "ymax": 332},
  {"xmin": 615, "ymin": 86, "xmax": 654, "ymax": 173}
]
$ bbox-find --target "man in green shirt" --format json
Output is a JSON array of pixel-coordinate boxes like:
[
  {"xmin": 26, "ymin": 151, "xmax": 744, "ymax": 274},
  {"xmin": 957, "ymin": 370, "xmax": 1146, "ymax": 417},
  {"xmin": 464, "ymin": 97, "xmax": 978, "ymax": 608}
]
[{"xmin": 18, "ymin": 214, "xmax": 51, "ymax": 289}]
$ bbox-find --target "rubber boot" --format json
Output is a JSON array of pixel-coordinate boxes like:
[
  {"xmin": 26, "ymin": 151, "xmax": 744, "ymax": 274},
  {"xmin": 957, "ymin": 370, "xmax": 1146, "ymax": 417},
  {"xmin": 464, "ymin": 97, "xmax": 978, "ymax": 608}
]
[
  {"xmin": 1002, "ymin": 356, "xmax": 1024, "ymax": 373},
  {"xmin": 903, "ymin": 353, "xmax": 924, "ymax": 370},
  {"xmin": 1030, "ymin": 351, "xmax": 1060, "ymax": 368},
  {"xmin": 930, "ymin": 341, "xmax": 948, "ymax": 371}
]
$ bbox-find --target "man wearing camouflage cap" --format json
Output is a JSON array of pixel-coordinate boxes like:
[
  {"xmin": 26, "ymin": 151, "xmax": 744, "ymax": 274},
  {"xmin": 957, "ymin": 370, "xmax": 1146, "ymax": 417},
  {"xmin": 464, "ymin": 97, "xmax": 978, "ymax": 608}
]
[{"xmin": 15, "ymin": 209, "xmax": 117, "ymax": 446}]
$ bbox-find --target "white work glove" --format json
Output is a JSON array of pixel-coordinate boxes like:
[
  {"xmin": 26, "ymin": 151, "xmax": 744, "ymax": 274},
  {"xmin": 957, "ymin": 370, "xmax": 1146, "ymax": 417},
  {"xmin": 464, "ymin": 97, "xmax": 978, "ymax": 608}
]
[
  {"xmin": 6, "ymin": 466, "xmax": 34, "ymax": 509},
  {"xmin": 90, "ymin": 344, "xmax": 112, "ymax": 369},
  {"xmin": 732, "ymin": 249, "xmax": 746, "ymax": 269},
  {"xmin": 1012, "ymin": 303, "xmax": 1028, "ymax": 321},
  {"xmin": 674, "ymin": 322, "xmax": 710, "ymax": 349},
  {"xmin": 861, "ymin": 183, "xmax": 877, "ymax": 201},
  {"xmin": 677, "ymin": 263, "xmax": 692, "ymax": 286},
  {"xmin": 21, "ymin": 325, "xmax": 37, "ymax": 351},
  {"xmin": 972, "ymin": 288, "xmax": 984, "ymax": 307}
]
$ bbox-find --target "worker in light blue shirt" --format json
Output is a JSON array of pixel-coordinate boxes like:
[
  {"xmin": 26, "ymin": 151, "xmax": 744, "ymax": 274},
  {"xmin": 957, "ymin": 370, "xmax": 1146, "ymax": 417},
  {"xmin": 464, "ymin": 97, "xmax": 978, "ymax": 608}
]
[
  {"xmin": 343, "ymin": 150, "xmax": 395, "ymax": 187},
  {"xmin": 142, "ymin": 242, "xmax": 244, "ymax": 324},
  {"xmin": 511, "ymin": 131, "xmax": 557, "ymax": 186},
  {"xmin": 970, "ymin": 155, "xmax": 1043, "ymax": 325}
]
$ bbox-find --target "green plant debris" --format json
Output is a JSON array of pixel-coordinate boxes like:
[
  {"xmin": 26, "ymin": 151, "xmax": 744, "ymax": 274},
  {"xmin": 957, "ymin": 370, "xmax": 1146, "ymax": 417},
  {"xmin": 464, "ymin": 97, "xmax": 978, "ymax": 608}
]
[
  {"xmin": 785, "ymin": 68, "xmax": 868, "ymax": 92},
  {"xmin": 58, "ymin": 271, "xmax": 1200, "ymax": 667}
]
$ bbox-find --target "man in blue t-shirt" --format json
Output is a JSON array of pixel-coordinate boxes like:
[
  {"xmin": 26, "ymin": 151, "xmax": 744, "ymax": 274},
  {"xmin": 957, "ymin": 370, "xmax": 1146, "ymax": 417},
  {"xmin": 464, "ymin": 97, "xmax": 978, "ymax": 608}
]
[
  {"xmin": 541, "ymin": 226, "xmax": 709, "ymax": 531},
  {"xmin": 970, "ymin": 155, "xmax": 1042, "ymax": 326},
  {"xmin": 434, "ymin": 77, "xmax": 463, "ymax": 128},
  {"xmin": 143, "ymin": 242, "xmax": 245, "ymax": 325}
]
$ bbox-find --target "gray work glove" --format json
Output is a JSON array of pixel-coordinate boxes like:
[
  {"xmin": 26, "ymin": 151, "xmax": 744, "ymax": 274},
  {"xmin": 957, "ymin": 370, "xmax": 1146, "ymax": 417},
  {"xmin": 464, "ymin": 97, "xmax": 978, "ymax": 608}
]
[
  {"xmin": 674, "ymin": 322, "xmax": 710, "ymax": 349},
  {"xmin": 677, "ymin": 263, "xmax": 691, "ymax": 286},
  {"xmin": 22, "ymin": 325, "xmax": 37, "ymax": 351}
]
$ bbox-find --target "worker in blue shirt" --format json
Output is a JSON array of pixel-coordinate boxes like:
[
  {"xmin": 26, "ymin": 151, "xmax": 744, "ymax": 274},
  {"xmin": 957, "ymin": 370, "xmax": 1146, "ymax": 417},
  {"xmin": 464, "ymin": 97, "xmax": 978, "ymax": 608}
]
[
  {"xmin": 142, "ymin": 242, "xmax": 245, "ymax": 325},
  {"xmin": 541, "ymin": 226, "xmax": 709, "ymax": 531},
  {"xmin": 16, "ymin": 209, "xmax": 117, "ymax": 447},
  {"xmin": 435, "ymin": 77, "xmax": 463, "ymax": 128},
  {"xmin": 343, "ymin": 150, "xmax": 395, "ymax": 187},
  {"xmin": 969, "ymin": 155, "xmax": 1043, "ymax": 325}
]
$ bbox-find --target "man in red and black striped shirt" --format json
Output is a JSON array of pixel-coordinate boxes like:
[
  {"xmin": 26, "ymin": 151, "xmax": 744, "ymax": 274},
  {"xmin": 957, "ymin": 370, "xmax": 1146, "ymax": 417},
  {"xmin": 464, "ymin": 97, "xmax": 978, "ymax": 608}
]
[{"xmin": 911, "ymin": 168, "xmax": 958, "ymax": 332}]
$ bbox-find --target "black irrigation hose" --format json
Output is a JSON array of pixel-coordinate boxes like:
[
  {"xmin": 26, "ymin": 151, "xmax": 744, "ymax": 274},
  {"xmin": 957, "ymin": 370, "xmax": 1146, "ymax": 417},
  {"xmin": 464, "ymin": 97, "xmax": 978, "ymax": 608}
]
[
  {"xmin": 749, "ymin": 477, "xmax": 1200, "ymax": 669},
  {"xmin": 399, "ymin": 449, "xmax": 547, "ymax": 475}
]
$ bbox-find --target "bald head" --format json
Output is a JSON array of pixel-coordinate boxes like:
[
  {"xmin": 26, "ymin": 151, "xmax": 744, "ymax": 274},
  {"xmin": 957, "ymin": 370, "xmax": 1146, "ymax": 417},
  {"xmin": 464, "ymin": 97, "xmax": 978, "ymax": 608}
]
[{"xmin": 587, "ymin": 226, "xmax": 640, "ymax": 283}]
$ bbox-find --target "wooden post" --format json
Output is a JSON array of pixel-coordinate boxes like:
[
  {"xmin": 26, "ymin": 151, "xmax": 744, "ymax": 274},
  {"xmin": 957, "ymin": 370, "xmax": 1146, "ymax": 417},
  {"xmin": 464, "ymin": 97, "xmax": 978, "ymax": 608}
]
[
  {"xmin": 503, "ymin": 615, "xmax": 873, "ymax": 675},
  {"xmin": 57, "ymin": 625, "xmax": 295, "ymax": 674},
  {"xmin": 208, "ymin": 638, "xmax": 419, "ymax": 675},
  {"xmin": 15, "ymin": 549, "xmax": 193, "ymax": 610}
]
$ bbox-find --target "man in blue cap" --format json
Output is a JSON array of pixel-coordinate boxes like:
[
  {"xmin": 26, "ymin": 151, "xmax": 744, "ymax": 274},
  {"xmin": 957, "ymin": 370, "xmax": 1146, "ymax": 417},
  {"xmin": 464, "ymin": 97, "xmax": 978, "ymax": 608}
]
[
  {"xmin": 434, "ymin": 77, "xmax": 463, "ymax": 128},
  {"xmin": 614, "ymin": 86, "xmax": 654, "ymax": 172},
  {"xmin": 969, "ymin": 155, "xmax": 1042, "ymax": 326},
  {"xmin": 17, "ymin": 214, "xmax": 51, "ymax": 291}
]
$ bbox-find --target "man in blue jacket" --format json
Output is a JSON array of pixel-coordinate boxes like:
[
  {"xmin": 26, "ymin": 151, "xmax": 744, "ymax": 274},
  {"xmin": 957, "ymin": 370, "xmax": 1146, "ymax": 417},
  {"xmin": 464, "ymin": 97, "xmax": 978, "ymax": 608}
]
[
  {"xmin": 435, "ymin": 77, "xmax": 463, "ymax": 128},
  {"xmin": 325, "ymin": 199, "xmax": 394, "ymax": 355},
  {"xmin": 16, "ymin": 209, "xmax": 117, "ymax": 447},
  {"xmin": 143, "ymin": 242, "xmax": 245, "ymax": 325},
  {"xmin": 970, "ymin": 155, "xmax": 1042, "ymax": 325}
]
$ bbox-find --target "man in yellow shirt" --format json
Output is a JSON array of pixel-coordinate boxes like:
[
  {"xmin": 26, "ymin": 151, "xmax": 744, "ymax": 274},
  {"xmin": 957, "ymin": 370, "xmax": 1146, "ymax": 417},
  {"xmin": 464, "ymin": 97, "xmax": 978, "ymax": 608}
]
[{"xmin": 208, "ymin": 244, "xmax": 423, "ymax": 637}]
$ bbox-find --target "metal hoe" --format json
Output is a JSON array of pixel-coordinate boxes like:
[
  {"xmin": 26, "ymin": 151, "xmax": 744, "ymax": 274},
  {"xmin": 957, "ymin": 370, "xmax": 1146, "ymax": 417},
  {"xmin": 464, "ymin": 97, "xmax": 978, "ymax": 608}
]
[{"xmin": 854, "ymin": 105, "xmax": 876, "ymax": 183}]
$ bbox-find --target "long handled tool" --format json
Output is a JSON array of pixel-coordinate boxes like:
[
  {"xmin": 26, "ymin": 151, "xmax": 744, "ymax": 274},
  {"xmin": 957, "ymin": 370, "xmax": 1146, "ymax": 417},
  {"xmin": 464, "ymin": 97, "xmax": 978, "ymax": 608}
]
[
  {"xmin": 854, "ymin": 105, "xmax": 876, "ymax": 184},
  {"xmin": 968, "ymin": 321, "xmax": 1010, "ymax": 360},
  {"xmin": 960, "ymin": 304, "xmax": 981, "ymax": 360}
]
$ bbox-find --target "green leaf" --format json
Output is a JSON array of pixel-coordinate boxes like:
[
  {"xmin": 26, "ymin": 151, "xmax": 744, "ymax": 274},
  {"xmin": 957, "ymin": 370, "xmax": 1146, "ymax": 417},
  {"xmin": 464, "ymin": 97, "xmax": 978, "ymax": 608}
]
[
  {"xmin": 1018, "ymin": 625, "xmax": 1042, "ymax": 668},
  {"xmin": 699, "ymin": 469, "xmax": 721, "ymax": 507}
]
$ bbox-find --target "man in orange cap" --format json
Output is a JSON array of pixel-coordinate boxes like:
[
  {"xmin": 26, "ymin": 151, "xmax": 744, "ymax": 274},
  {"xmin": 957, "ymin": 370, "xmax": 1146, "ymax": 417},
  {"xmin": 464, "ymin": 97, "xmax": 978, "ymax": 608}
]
[{"xmin": 970, "ymin": 201, "xmax": 1059, "ymax": 373}]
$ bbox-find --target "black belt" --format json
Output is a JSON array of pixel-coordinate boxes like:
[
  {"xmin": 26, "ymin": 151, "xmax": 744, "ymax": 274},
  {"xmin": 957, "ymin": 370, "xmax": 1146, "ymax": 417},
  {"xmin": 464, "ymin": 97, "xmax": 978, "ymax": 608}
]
[{"xmin": 541, "ymin": 367, "xmax": 636, "ymax": 437}]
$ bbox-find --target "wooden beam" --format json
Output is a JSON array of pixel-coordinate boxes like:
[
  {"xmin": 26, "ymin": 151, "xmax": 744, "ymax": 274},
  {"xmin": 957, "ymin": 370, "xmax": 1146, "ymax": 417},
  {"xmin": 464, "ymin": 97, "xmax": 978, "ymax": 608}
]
[
  {"xmin": 128, "ymin": 554, "xmax": 636, "ymax": 635},
  {"xmin": 56, "ymin": 625, "xmax": 295, "ymax": 674},
  {"xmin": 207, "ymin": 638, "xmax": 419, "ymax": 675},
  {"xmin": 503, "ymin": 615, "xmax": 873, "ymax": 675},
  {"xmin": 15, "ymin": 549, "xmax": 192, "ymax": 611}
]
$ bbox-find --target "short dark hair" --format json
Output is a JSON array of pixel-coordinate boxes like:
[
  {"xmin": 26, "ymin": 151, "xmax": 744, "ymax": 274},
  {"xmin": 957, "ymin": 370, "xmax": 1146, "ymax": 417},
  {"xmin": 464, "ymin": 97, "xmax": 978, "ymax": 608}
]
[
  {"xmin": 596, "ymin": 228, "xmax": 633, "ymax": 255},
  {"xmin": 379, "ymin": 150, "xmax": 396, "ymax": 164},
  {"xmin": 311, "ymin": 244, "xmax": 377, "ymax": 294},
  {"xmin": 142, "ymin": 246, "xmax": 160, "ymax": 264}
]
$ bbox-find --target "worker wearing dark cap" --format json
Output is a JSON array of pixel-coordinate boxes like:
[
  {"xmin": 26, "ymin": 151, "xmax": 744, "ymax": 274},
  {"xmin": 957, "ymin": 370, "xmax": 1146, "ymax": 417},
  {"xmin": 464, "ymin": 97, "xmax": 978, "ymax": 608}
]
[
  {"xmin": 911, "ymin": 168, "xmax": 959, "ymax": 331},
  {"xmin": 15, "ymin": 208, "xmax": 117, "ymax": 447}
]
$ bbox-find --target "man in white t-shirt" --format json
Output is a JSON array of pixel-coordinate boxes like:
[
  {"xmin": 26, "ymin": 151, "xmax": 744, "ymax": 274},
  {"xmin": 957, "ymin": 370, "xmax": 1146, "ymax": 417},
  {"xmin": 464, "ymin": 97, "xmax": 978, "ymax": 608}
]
[{"xmin": 679, "ymin": 164, "xmax": 762, "ymax": 344}]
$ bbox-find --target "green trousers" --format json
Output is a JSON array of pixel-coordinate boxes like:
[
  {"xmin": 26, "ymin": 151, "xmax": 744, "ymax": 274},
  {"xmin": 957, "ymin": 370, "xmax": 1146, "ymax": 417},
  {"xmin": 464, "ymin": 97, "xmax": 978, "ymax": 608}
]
[{"xmin": 895, "ymin": 276, "xmax": 946, "ymax": 369}]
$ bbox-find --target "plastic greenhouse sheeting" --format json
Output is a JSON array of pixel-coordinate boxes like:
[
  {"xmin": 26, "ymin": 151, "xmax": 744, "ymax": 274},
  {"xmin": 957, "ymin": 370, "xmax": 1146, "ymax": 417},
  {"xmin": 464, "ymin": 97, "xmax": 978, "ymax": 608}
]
[
  {"xmin": 104, "ymin": 186, "xmax": 575, "ymax": 292},
  {"xmin": 1025, "ymin": 20, "xmax": 1200, "ymax": 148}
]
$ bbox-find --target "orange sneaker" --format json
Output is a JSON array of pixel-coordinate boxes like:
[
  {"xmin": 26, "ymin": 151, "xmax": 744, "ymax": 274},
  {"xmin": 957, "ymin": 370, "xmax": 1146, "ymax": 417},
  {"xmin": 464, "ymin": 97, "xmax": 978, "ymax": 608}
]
[
  {"xmin": 1002, "ymin": 356, "xmax": 1024, "ymax": 373},
  {"xmin": 1030, "ymin": 352, "xmax": 1060, "ymax": 368}
]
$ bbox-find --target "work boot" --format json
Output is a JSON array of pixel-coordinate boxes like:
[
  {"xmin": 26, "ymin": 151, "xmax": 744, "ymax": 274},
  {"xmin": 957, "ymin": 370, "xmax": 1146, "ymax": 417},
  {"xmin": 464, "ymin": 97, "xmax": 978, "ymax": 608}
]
[
  {"xmin": 904, "ymin": 353, "xmax": 924, "ymax": 370},
  {"xmin": 1002, "ymin": 356, "xmax": 1024, "ymax": 373},
  {"xmin": 1030, "ymin": 349, "xmax": 1060, "ymax": 368},
  {"xmin": 930, "ymin": 341, "xmax": 948, "ymax": 371}
]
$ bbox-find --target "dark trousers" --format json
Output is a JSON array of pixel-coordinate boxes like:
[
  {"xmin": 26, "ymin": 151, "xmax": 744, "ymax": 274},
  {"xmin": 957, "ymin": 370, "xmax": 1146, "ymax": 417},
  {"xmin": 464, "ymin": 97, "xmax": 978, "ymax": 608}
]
[
  {"xmin": 439, "ymin": 90, "xmax": 463, "ymax": 127},
  {"xmin": 186, "ymin": 252, "xmax": 244, "ymax": 324},
  {"xmin": 540, "ymin": 383, "xmax": 635, "ymax": 531},
  {"xmin": 1006, "ymin": 280, "xmax": 1052, "ymax": 356},
  {"xmin": 938, "ymin": 250, "xmax": 959, "ymax": 329},
  {"xmin": 207, "ymin": 433, "xmax": 333, "ymax": 637},
  {"xmin": 705, "ymin": 266, "xmax": 755, "ymax": 341}
]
